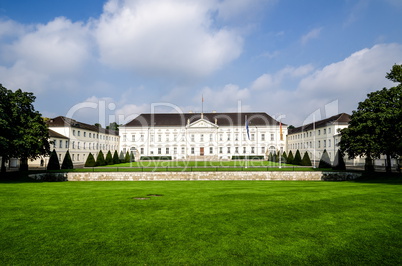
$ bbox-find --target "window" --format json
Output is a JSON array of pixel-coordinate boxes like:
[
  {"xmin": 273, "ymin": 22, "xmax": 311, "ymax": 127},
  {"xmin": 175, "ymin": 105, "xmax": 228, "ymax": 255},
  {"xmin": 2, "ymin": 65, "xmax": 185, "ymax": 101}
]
[
  {"xmin": 235, "ymin": 134, "xmax": 238, "ymax": 141},
  {"xmin": 251, "ymin": 147, "xmax": 255, "ymax": 154},
  {"xmin": 77, "ymin": 154, "xmax": 80, "ymax": 161},
  {"xmin": 324, "ymin": 129, "xmax": 326, "ymax": 134},
  {"xmin": 318, "ymin": 130, "xmax": 321, "ymax": 135},
  {"xmin": 191, "ymin": 147, "xmax": 195, "ymax": 154},
  {"xmin": 174, "ymin": 134, "xmax": 177, "ymax": 141},
  {"xmin": 166, "ymin": 148, "xmax": 169, "ymax": 154},
  {"xmin": 329, "ymin": 128, "xmax": 332, "ymax": 134},
  {"xmin": 59, "ymin": 140, "xmax": 62, "ymax": 149},
  {"xmin": 251, "ymin": 134, "xmax": 255, "ymax": 141},
  {"xmin": 181, "ymin": 147, "xmax": 185, "ymax": 154},
  {"xmin": 235, "ymin": 147, "xmax": 239, "ymax": 153},
  {"xmin": 219, "ymin": 134, "xmax": 223, "ymax": 141},
  {"xmin": 209, "ymin": 134, "xmax": 213, "ymax": 142},
  {"xmin": 324, "ymin": 140, "xmax": 326, "ymax": 148},
  {"xmin": 151, "ymin": 135, "xmax": 154, "ymax": 142},
  {"xmin": 123, "ymin": 135, "xmax": 127, "ymax": 142},
  {"xmin": 227, "ymin": 134, "xmax": 230, "ymax": 141},
  {"xmin": 158, "ymin": 148, "xmax": 161, "ymax": 154},
  {"xmin": 132, "ymin": 135, "xmax": 135, "ymax": 141},
  {"xmin": 78, "ymin": 131, "xmax": 81, "ymax": 137},
  {"xmin": 158, "ymin": 135, "xmax": 162, "ymax": 142},
  {"xmin": 227, "ymin": 147, "xmax": 231, "ymax": 154},
  {"xmin": 200, "ymin": 134, "xmax": 204, "ymax": 142},
  {"xmin": 209, "ymin": 147, "xmax": 213, "ymax": 154},
  {"xmin": 271, "ymin": 134, "xmax": 274, "ymax": 141},
  {"xmin": 84, "ymin": 132, "xmax": 86, "ymax": 137},
  {"xmin": 174, "ymin": 147, "xmax": 177, "ymax": 154},
  {"xmin": 72, "ymin": 141, "xmax": 75, "ymax": 149},
  {"xmin": 261, "ymin": 134, "xmax": 265, "ymax": 141},
  {"xmin": 166, "ymin": 134, "xmax": 169, "ymax": 141},
  {"xmin": 83, "ymin": 143, "xmax": 86, "ymax": 150},
  {"xmin": 219, "ymin": 147, "xmax": 223, "ymax": 154},
  {"xmin": 191, "ymin": 134, "xmax": 195, "ymax": 142},
  {"xmin": 243, "ymin": 147, "xmax": 246, "ymax": 154},
  {"xmin": 141, "ymin": 135, "xmax": 144, "ymax": 141},
  {"xmin": 261, "ymin": 147, "xmax": 265, "ymax": 154},
  {"xmin": 328, "ymin": 139, "xmax": 331, "ymax": 147},
  {"xmin": 89, "ymin": 133, "xmax": 92, "ymax": 138},
  {"xmin": 318, "ymin": 141, "xmax": 321, "ymax": 148},
  {"xmin": 73, "ymin": 130, "xmax": 76, "ymax": 136},
  {"xmin": 72, "ymin": 154, "xmax": 75, "ymax": 161}
]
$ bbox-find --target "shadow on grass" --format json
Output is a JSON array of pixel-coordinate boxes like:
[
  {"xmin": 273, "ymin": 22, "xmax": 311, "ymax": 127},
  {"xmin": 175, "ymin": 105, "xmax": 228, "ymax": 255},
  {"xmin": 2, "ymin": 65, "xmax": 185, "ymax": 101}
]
[{"xmin": 353, "ymin": 172, "xmax": 402, "ymax": 185}]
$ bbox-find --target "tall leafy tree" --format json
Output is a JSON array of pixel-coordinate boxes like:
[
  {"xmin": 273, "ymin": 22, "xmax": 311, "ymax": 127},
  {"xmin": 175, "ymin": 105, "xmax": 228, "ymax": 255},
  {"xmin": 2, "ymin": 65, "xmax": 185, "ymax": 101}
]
[
  {"xmin": 0, "ymin": 85, "xmax": 50, "ymax": 171},
  {"xmin": 340, "ymin": 65, "xmax": 402, "ymax": 172}
]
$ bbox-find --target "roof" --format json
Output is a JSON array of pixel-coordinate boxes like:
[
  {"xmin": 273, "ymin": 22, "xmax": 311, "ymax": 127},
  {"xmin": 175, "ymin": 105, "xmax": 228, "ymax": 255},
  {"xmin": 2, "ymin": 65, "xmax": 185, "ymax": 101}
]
[
  {"xmin": 47, "ymin": 116, "xmax": 119, "ymax": 136},
  {"xmin": 48, "ymin": 129, "xmax": 69, "ymax": 139},
  {"xmin": 124, "ymin": 112, "xmax": 284, "ymax": 127},
  {"xmin": 288, "ymin": 113, "xmax": 350, "ymax": 135}
]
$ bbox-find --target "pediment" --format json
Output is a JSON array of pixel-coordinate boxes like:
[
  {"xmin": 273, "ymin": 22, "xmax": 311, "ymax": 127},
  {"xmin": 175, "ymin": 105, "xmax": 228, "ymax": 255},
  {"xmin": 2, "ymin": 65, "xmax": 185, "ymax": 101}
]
[{"xmin": 188, "ymin": 118, "xmax": 218, "ymax": 128}]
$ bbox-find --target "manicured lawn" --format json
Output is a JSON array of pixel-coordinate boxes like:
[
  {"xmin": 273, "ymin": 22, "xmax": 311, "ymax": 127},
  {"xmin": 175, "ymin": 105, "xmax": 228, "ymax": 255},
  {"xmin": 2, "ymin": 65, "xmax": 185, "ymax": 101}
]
[{"xmin": 0, "ymin": 177, "xmax": 401, "ymax": 265}]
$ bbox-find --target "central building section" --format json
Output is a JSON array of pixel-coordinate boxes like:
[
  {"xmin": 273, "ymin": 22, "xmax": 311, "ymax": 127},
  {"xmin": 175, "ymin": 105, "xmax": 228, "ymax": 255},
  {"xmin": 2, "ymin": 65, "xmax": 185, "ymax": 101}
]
[{"xmin": 120, "ymin": 112, "xmax": 286, "ymax": 160}]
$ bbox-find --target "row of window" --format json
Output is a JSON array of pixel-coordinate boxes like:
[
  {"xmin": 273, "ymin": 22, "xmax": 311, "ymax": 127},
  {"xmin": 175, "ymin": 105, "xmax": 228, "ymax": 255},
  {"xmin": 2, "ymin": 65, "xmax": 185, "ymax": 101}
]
[
  {"xmin": 289, "ymin": 128, "xmax": 332, "ymax": 141},
  {"xmin": 52, "ymin": 139, "xmax": 117, "ymax": 152},
  {"xmin": 290, "ymin": 139, "xmax": 337, "ymax": 150},
  {"xmin": 72, "ymin": 129, "xmax": 118, "ymax": 142},
  {"xmin": 123, "ymin": 133, "xmax": 277, "ymax": 143},
  {"xmin": 128, "ymin": 146, "xmax": 270, "ymax": 155}
]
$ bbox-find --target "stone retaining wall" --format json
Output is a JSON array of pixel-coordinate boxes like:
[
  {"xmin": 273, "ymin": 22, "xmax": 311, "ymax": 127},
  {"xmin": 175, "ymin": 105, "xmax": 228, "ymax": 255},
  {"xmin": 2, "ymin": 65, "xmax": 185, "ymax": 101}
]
[{"xmin": 29, "ymin": 171, "xmax": 362, "ymax": 181}]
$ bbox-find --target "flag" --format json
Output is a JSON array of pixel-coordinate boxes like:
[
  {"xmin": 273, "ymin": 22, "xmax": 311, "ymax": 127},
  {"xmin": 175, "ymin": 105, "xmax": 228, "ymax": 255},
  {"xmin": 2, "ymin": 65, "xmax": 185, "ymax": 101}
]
[
  {"xmin": 245, "ymin": 116, "xmax": 250, "ymax": 140},
  {"xmin": 280, "ymin": 121, "xmax": 283, "ymax": 141}
]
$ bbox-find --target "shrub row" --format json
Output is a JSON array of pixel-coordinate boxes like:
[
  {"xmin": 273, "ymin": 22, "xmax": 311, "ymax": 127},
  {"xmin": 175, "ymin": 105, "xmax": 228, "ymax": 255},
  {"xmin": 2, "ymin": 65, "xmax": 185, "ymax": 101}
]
[
  {"xmin": 140, "ymin": 156, "xmax": 172, "ymax": 161},
  {"xmin": 232, "ymin": 155, "xmax": 264, "ymax": 160},
  {"xmin": 47, "ymin": 149, "xmax": 73, "ymax": 170},
  {"xmin": 85, "ymin": 150, "xmax": 135, "ymax": 167}
]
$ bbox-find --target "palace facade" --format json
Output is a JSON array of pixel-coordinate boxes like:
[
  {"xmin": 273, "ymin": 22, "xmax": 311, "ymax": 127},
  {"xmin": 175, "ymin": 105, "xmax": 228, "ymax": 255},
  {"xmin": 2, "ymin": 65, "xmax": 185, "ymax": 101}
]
[{"xmin": 119, "ymin": 112, "xmax": 286, "ymax": 160}]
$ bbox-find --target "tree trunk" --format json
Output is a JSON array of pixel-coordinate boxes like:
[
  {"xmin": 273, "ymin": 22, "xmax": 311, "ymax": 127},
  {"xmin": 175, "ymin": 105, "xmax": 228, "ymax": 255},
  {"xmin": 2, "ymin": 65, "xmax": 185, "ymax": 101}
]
[
  {"xmin": 19, "ymin": 157, "xmax": 28, "ymax": 171},
  {"xmin": 385, "ymin": 154, "xmax": 392, "ymax": 173},
  {"xmin": 364, "ymin": 155, "xmax": 374, "ymax": 172}
]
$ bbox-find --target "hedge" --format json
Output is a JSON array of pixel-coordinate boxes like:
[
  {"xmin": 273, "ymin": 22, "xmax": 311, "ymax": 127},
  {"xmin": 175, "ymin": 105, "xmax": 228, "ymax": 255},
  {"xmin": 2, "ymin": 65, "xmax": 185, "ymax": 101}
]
[
  {"xmin": 140, "ymin": 156, "xmax": 172, "ymax": 160},
  {"xmin": 232, "ymin": 155, "xmax": 264, "ymax": 160}
]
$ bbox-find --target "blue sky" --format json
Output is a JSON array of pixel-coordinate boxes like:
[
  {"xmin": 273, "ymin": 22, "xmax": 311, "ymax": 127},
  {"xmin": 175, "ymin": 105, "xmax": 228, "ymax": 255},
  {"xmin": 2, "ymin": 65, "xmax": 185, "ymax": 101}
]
[{"xmin": 1, "ymin": 0, "xmax": 401, "ymax": 126}]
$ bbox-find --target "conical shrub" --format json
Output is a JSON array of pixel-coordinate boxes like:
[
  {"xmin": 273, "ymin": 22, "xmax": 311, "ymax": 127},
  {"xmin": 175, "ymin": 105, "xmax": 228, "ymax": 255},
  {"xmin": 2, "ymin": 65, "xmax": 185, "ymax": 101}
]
[
  {"xmin": 61, "ymin": 150, "xmax": 74, "ymax": 169},
  {"xmin": 332, "ymin": 149, "xmax": 346, "ymax": 170},
  {"xmin": 301, "ymin": 151, "xmax": 312, "ymax": 166},
  {"xmin": 113, "ymin": 150, "xmax": 120, "ymax": 164},
  {"xmin": 47, "ymin": 149, "xmax": 60, "ymax": 170},
  {"xmin": 318, "ymin": 149, "xmax": 332, "ymax": 168},
  {"xmin": 85, "ymin": 152, "xmax": 96, "ymax": 167},
  {"xmin": 293, "ymin": 150, "xmax": 302, "ymax": 165},
  {"xmin": 96, "ymin": 150, "xmax": 106, "ymax": 166},
  {"xmin": 287, "ymin": 150, "xmax": 294, "ymax": 165},
  {"xmin": 105, "ymin": 150, "xmax": 113, "ymax": 165}
]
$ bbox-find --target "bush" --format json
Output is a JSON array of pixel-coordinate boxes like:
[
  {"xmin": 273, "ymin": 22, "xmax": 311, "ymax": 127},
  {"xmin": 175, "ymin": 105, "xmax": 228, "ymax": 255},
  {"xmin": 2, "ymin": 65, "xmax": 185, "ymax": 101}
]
[
  {"xmin": 85, "ymin": 152, "xmax": 96, "ymax": 167},
  {"xmin": 282, "ymin": 151, "xmax": 288, "ymax": 164},
  {"xmin": 61, "ymin": 150, "xmax": 74, "ymax": 169},
  {"xmin": 301, "ymin": 151, "xmax": 312, "ymax": 166},
  {"xmin": 96, "ymin": 150, "xmax": 106, "ymax": 166},
  {"xmin": 47, "ymin": 149, "xmax": 60, "ymax": 170},
  {"xmin": 332, "ymin": 150, "xmax": 346, "ymax": 170},
  {"xmin": 130, "ymin": 151, "xmax": 135, "ymax": 162},
  {"xmin": 140, "ymin": 156, "xmax": 172, "ymax": 160},
  {"xmin": 318, "ymin": 149, "xmax": 332, "ymax": 168},
  {"xmin": 113, "ymin": 151, "xmax": 120, "ymax": 164},
  {"xmin": 119, "ymin": 151, "xmax": 125, "ymax": 163},
  {"xmin": 293, "ymin": 150, "xmax": 302, "ymax": 165},
  {"xmin": 287, "ymin": 150, "xmax": 294, "ymax": 165},
  {"xmin": 105, "ymin": 150, "xmax": 113, "ymax": 165},
  {"xmin": 42, "ymin": 173, "xmax": 68, "ymax": 182},
  {"xmin": 232, "ymin": 155, "xmax": 264, "ymax": 160},
  {"xmin": 125, "ymin": 151, "xmax": 130, "ymax": 163}
]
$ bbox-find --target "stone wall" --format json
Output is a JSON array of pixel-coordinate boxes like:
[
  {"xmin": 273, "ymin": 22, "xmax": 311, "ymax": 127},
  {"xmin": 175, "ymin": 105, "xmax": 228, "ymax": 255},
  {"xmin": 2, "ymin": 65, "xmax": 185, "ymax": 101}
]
[{"xmin": 29, "ymin": 171, "xmax": 361, "ymax": 181}]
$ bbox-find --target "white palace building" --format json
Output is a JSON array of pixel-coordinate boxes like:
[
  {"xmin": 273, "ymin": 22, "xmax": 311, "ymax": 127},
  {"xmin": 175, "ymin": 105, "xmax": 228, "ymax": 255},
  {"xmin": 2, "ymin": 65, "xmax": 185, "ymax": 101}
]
[{"xmin": 119, "ymin": 112, "xmax": 286, "ymax": 160}]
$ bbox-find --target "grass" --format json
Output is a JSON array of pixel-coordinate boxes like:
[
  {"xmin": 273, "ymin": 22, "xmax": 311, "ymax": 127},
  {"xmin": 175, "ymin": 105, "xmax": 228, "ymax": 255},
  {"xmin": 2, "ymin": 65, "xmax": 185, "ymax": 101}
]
[
  {"xmin": 0, "ymin": 176, "xmax": 401, "ymax": 265},
  {"xmin": 102, "ymin": 160, "xmax": 294, "ymax": 167}
]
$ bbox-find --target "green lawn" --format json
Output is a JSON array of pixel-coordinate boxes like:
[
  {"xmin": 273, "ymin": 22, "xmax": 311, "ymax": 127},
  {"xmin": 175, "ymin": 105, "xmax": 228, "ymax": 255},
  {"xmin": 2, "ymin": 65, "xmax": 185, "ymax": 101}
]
[{"xmin": 0, "ymin": 177, "xmax": 401, "ymax": 265}]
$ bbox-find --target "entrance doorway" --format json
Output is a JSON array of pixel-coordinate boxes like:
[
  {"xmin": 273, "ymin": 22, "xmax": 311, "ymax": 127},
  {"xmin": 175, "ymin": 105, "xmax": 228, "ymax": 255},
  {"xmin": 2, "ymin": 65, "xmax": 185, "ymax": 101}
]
[{"xmin": 200, "ymin": 147, "xmax": 204, "ymax": 156}]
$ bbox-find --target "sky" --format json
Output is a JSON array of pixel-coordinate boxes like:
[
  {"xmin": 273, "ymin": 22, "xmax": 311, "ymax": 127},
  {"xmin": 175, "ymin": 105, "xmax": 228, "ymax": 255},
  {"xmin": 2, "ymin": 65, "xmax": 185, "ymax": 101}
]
[{"xmin": 1, "ymin": 0, "xmax": 402, "ymax": 127}]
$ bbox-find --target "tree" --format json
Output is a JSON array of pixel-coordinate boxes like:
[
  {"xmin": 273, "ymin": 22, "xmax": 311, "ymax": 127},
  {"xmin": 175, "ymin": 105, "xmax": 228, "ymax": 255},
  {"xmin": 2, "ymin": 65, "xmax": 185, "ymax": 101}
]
[
  {"xmin": 105, "ymin": 150, "xmax": 113, "ymax": 165},
  {"xmin": 340, "ymin": 65, "xmax": 402, "ymax": 172},
  {"xmin": 47, "ymin": 149, "xmax": 60, "ymax": 170},
  {"xmin": 125, "ymin": 151, "xmax": 130, "ymax": 163},
  {"xmin": 318, "ymin": 149, "xmax": 332, "ymax": 168},
  {"xmin": 293, "ymin": 150, "xmax": 302, "ymax": 165},
  {"xmin": 287, "ymin": 150, "xmax": 294, "ymax": 165},
  {"xmin": 113, "ymin": 150, "xmax": 120, "ymax": 164},
  {"xmin": 130, "ymin": 151, "xmax": 135, "ymax": 162},
  {"xmin": 0, "ymin": 85, "xmax": 50, "ymax": 171},
  {"xmin": 85, "ymin": 152, "xmax": 96, "ymax": 167},
  {"xmin": 119, "ymin": 151, "xmax": 125, "ymax": 163},
  {"xmin": 282, "ymin": 151, "xmax": 288, "ymax": 164},
  {"xmin": 96, "ymin": 150, "xmax": 106, "ymax": 166},
  {"xmin": 61, "ymin": 150, "xmax": 74, "ymax": 169},
  {"xmin": 106, "ymin": 122, "xmax": 119, "ymax": 131},
  {"xmin": 332, "ymin": 150, "xmax": 346, "ymax": 171},
  {"xmin": 301, "ymin": 152, "xmax": 312, "ymax": 166}
]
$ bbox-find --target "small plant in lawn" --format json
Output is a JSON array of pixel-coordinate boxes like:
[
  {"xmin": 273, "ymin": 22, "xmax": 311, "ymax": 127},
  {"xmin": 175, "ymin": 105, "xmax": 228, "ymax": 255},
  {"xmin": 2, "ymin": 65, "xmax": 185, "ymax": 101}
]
[
  {"xmin": 113, "ymin": 150, "xmax": 120, "ymax": 164},
  {"xmin": 96, "ymin": 150, "xmax": 106, "ymax": 166},
  {"xmin": 318, "ymin": 149, "xmax": 332, "ymax": 168},
  {"xmin": 301, "ymin": 151, "xmax": 312, "ymax": 166},
  {"xmin": 333, "ymin": 149, "xmax": 346, "ymax": 170},
  {"xmin": 47, "ymin": 149, "xmax": 60, "ymax": 170},
  {"xmin": 61, "ymin": 150, "xmax": 74, "ymax": 169},
  {"xmin": 85, "ymin": 153, "xmax": 96, "ymax": 167},
  {"xmin": 106, "ymin": 150, "xmax": 114, "ymax": 165}
]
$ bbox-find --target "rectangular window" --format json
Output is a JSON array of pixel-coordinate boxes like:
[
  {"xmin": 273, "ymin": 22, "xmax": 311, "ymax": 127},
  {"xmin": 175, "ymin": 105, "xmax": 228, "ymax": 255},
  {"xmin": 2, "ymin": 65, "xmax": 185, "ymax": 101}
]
[
  {"xmin": 210, "ymin": 134, "xmax": 213, "ymax": 142},
  {"xmin": 251, "ymin": 147, "xmax": 255, "ymax": 154},
  {"xmin": 261, "ymin": 147, "xmax": 265, "ymax": 154},
  {"xmin": 78, "ymin": 131, "xmax": 81, "ymax": 137},
  {"xmin": 324, "ymin": 140, "xmax": 326, "ymax": 148},
  {"xmin": 191, "ymin": 147, "xmax": 195, "ymax": 154},
  {"xmin": 191, "ymin": 134, "xmax": 195, "ymax": 142},
  {"xmin": 123, "ymin": 135, "xmax": 127, "ymax": 142},
  {"xmin": 174, "ymin": 147, "xmax": 177, "ymax": 154},
  {"xmin": 78, "ymin": 142, "xmax": 80, "ymax": 149},
  {"xmin": 324, "ymin": 129, "xmax": 326, "ymax": 134},
  {"xmin": 251, "ymin": 134, "xmax": 255, "ymax": 141},
  {"xmin": 271, "ymin": 134, "xmax": 274, "ymax": 141},
  {"xmin": 261, "ymin": 134, "xmax": 265, "ymax": 141},
  {"xmin": 219, "ymin": 134, "xmax": 223, "ymax": 141},
  {"xmin": 141, "ymin": 135, "xmax": 144, "ymax": 141},
  {"xmin": 72, "ymin": 154, "xmax": 75, "ymax": 161},
  {"xmin": 200, "ymin": 134, "xmax": 204, "ymax": 142},
  {"xmin": 318, "ymin": 141, "xmax": 321, "ymax": 148},
  {"xmin": 318, "ymin": 130, "xmax": 321, "ymax": 135},
  {"xmin": 209, "ymin": 147, "xmax": 213, "ymax": 154},
  {"xmin": 141, "ymin": 148, "xmax": 144, "ymax": 154},
  {"xmin": 84, "ymin": 132, "xmax": 86, "ymax": 137},
  {"xmin": 132, "ymin": 135, "xmax": 135, "ymax": 141},
  {"xmin": 227, "ymin": 134, "xmax": 230, "ymax": 141},
  {"xmin": 73, "ymin": 130, "xmax": 76, "ymax": 136},
  {"xmin": 235, "ymin": 147, "xmax": 239, "ymax": 153},
  {"xmin": 158, "ymin": 148, "xmax": 161, "ymax": 154},
  {"xmin": 227, "ymin": 147, "xmax": 231, "ymax": 154},
  {"xmin": 243, "ymin": 147, "xmax": 246, "ymax": 154},
  {"xmin": 235, "ymin": 134, "xmax": 238, "ymax": 141},
  {"xmin": 219, "ymin": 147, "xmax": 223, "ymax": 154},
  {"xmin": 59, "ymin": 140, "xmax": 62, "ymax": 149},
  {"xmin": 151, "ymin": 135, "xmax": 154, "ymax": 142},
  {"xmin": 158, "ymin": 135, "xmax": 162, "ymax": 142},
  {"xmin": 89, "ymin": 133, "xmax": 92, "ymax": 138},
  {"xmin": 181, "ymin": 147, "xmax": 185, "ymax": 154},
  {"xmin": 328, "ymin": 139, "xmax": 331, "ymax": 147},
  {"xmin": 166, "ymin": 148, "xmax": 169, "ymax": 154}
]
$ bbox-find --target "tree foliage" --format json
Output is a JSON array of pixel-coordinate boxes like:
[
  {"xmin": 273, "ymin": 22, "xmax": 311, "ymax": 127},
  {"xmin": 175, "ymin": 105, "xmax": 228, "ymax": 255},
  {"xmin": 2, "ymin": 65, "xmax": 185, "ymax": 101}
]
[
  {"xmin": 332, "ymin": 150, "xmax": 346, "ymax": 171},
  {"xmin": 61, "ymin": 150, "xmax": 74, "ymax": 169},
  {"xmin": 47, "ymin": 149, "xmax": 60, "ymax": 170},
  {"xmin": 96, "ymin": 150, "xmax": 106, "ymax": 166},
  {"xmin": 301, "ymin": 152, "xmax": 312, "ymax": 166},
  {"xmin": 113, "ymin": 150, "xmax": 120, "ymax": 164},
  {"xmin": 339, "ymin": 65, "xmax": 402, "ymax": 172},
  {"xmin": 85, "ymin": 153, "xmax": 96, "ymax": 167},
  {"xmin": 105, "ymin": 150, "xmax": 113, "ymax": 165},
  {"xmin": 287, "ymin": 150, "xmax": 294, "ymax": 165},
  {"xmin": 318, "ymin": 149, "xmax": 332, "ymax": 168},
  {"xmin": 125, "ymin": 151, "xmax": 130, "ymax": 163},
  {"xmin": 0, "ymin": 85, "xmax": 50, "ymax": 171},
  {"xmin": 293, "ymin": 150, "xmax": 302, "ymax": 165}
]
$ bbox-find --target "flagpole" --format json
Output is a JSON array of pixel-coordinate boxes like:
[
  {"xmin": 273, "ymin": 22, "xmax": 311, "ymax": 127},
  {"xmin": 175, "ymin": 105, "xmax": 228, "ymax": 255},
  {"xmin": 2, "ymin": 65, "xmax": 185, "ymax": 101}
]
[
  {"xmin": 279, "ymin": 118, "xmax": 282, "ymax": 168},
  {"xmin": 313, "ymin": 114, "xmax": 316, "ymax": 168},
  {"xmin": 201, "ymin": 95, "xmax": 204, "ymax": 119},
  {"xmin": 245, "ymin": 115, "xmax": 248, "ymax": 169}
]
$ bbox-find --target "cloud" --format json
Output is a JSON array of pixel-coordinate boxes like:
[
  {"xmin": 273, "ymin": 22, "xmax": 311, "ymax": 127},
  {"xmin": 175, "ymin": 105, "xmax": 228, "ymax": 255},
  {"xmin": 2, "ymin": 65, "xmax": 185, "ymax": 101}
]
[
  {"xmin": 201, "ymin": 84, "xmax": 250, "ymax": 111},
  {"xmin": 95, "ymin": 0, "xmax": 243, "ymax": 79},
  {"xmin": 301, "ymin": 27, "xmax": 323, "ymax": 45},
  {"xmin": 0, "ymin": 17, "xmax": 91, "ymax": 93}
]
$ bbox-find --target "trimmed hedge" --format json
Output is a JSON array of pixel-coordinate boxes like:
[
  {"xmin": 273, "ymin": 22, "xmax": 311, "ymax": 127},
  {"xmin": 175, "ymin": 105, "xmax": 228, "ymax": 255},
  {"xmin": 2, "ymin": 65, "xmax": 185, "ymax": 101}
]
[
  {"xmin": 85, "ymin": 153, "xmax": 96, "ymax": 167},
  {"xmin": 232, "ymin": 155, "xmax": 264, "ymax": 160},
  {"xmin": 61, "ymin": 150, "xmax": 74, "ymax": 169},
  {"xmin": 140, "ymin": 156, "xmax": 172, "ymax": 160},
  {"xmin": 318, "ymin": 149, "xmax": 332, "ymax": 168},
  {"xmin": 47, "ymin": 149, "xmax": 60, "ymax": 170}
]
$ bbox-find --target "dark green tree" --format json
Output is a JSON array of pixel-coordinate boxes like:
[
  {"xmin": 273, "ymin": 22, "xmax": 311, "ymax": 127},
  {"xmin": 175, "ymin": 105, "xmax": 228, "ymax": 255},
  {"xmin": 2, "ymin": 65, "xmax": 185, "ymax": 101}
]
[
  {"xmin": 119, "ymin": 151, "xmax": 125, "ymax": 163},
  {"xmin": 105, "ymin": 150, "xmax": 113, "ymax": 165},
  {"xmin": 124, "ymin": 151, "xmax": 130, "ymax": 163},
  {"xmin": 85, "ymin": 152, "xmax": 96, "ymax": 167},
  {"xmin": 106, "ymin": 122, "xmax": 119, "ymax": 131},
  {"xmin": 0, "ymin": 85, "xmax": 50, "ymax": 171},
  {"xmin": 113, "ymin": 150, "xmax": 120, "ymax": 164},
  {"xmin": 287, "ymin": 150, "xmax": 294, "ymax": 165},
  {"xmin": 301, "ymin": 151, "xmax": 312, "ymax": 166},
  {"xmin": 96, "ymin": 150, "xmax": 106, "ymax": 166},
  {"xmin": 47, "ymin": 149, "xmax": 60, "ymax": 170},
  {"xmin": 340, "ymin": 65, "xmax": 402, "ymax": 172},
  {"xmin": 293, "ymin": 150, "xmax": 302, "ymax": 165},
  {"xmin": 318, "ymin": 149, "xmax": 332, "ymax": 168},
  {"xmin": 332, "ymin": 149, "xmax": 346, "ymax": 171},
  {"xmin": 61, "ymin": 150, "xmax": 74, "ymax": 169},
  {"xmin": 282, "ymin": 151, "xmax": 288, "ymax": 164},
  {"xmin": 130, "ymin": 151, "xmax": 135, "ymax": 162}
]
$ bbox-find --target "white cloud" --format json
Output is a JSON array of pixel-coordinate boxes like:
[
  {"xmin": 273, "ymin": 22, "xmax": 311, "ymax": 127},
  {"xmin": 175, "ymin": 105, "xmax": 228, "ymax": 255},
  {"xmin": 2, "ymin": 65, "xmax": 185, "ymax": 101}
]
[
  {"xmin": 95, "ymin": 0, "xmax": 243, "ymax": 78},
  {"xmin": 301, "ymin": 27, "xmax": 323, "ymax": 45},
  {"xmin": 201, "ymin": 84, "xmax": 250, "ymax": 111}
]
